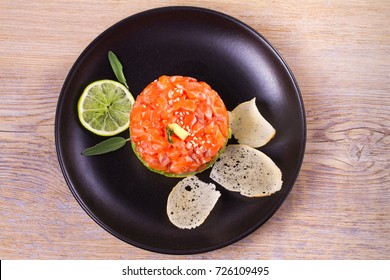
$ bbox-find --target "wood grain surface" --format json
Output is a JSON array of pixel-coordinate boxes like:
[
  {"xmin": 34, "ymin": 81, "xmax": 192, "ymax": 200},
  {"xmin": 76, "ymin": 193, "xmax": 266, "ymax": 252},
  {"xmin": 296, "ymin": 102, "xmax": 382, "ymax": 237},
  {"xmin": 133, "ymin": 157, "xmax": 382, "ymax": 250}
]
[{"xmin": 1, "ymin": 0, "xmax": 389, "ymax": 259}]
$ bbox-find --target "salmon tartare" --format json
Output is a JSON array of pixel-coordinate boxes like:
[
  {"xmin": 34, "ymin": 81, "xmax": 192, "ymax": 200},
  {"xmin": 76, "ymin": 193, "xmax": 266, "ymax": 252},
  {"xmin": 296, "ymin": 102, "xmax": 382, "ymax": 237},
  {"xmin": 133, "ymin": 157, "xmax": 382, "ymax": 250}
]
[{"xmin": 130, "ymin": 75, "xmax": 229, "ymax": 177}]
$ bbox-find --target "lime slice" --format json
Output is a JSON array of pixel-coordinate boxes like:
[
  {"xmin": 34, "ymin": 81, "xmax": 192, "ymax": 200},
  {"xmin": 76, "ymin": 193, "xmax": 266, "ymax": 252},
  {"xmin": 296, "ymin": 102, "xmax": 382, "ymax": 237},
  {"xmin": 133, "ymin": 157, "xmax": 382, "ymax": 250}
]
[{"xmin": 77, "ymin": 79, "xmax": 134, "ymax": 136}]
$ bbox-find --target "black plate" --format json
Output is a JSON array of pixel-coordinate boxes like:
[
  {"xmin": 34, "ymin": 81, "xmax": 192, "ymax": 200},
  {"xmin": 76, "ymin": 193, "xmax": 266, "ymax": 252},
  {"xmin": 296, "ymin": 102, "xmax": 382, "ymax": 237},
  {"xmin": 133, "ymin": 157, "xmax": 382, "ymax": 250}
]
[{"xmin": 55, "ymin": 6, "xmax": 305, "ymax": 254}]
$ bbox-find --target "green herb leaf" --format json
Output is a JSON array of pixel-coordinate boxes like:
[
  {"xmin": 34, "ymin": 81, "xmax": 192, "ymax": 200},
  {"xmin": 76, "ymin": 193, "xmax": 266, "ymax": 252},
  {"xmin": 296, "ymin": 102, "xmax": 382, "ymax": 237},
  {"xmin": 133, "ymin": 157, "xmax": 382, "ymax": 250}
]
[
  {"xmin": 82, "ymin": 137, "xmax": 129, "ymax": 156},
  {"xmin": 166, "ymin": 127, "xmax": 174, "ymax": 144},
  {"xmin": 108, "ymin": 51, "xmax": 129, "ymax": 89}
]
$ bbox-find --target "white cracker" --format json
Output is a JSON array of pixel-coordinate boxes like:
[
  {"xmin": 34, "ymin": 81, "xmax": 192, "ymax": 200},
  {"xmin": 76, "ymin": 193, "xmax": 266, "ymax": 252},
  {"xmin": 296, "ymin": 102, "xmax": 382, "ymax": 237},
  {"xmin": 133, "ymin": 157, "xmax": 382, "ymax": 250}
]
[
  {"xmin": 167, "ymin": 175, "xmax": 220, "ymax": 229},
  {"xmin": 230, "ymin": 98, "xmax": 275, "ymax": 148},
  {"xmin": 210, "ymin": 144, "xmax": 282, "ymax": 197}
]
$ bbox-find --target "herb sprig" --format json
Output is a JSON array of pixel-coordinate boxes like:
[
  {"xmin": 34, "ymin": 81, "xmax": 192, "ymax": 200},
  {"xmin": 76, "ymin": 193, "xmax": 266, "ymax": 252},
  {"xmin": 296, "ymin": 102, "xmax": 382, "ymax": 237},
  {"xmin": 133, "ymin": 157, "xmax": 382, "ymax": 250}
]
[
  {"xmin": 82, "ymin": 51, "xmax": 131, "ymax": 156},
  {"xmin": 82, "ymin": 137, "xmax": 130, "ymax": 156},
  {"xmin": 108, "ymin": 50, "xmax": 129, "ymax": 89}
]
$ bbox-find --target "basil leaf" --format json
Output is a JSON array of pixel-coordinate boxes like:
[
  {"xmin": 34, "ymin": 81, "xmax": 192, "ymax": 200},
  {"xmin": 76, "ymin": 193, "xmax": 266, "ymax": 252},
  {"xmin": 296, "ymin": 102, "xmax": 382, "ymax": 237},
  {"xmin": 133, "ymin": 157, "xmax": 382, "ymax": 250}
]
[
  {"xmin": 108, "ymin": 51, "xmax": 129, "ymax": 88},
  {"xmin": 82, "ymin": 137, "xmax": 128, "ymax": 156}
]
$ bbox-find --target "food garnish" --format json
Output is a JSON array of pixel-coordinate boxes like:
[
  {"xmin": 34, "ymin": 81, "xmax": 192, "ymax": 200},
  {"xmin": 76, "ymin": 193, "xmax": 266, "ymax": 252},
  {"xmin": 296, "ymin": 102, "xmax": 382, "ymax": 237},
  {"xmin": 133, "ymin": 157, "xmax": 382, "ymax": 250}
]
[
  {"xmin": 82, "ymin": 136, "xmax": 129, "ymax": 156},
  {"xmin": 210, "ymin": 144, "xmax": 282, "ymax": 197},
  {"xmin": 108, "ymin": 51, "xmax": 129, "ymax": 89},
  {"xmin": 167, "ymin": 123, "xmax": 189, "ymax": 141},
  {"xmin": 230, "ymin": 98, "xmax": 275, "ymax": 148},
  {"xmin": 77, "ymin": 79, "xmax": 134, "ymax": 136},
  {"xmin": 166, "ymin": 126, "xmax": 174, "ymax": 144},
  {"xmin": 167, "ymin": 175, "xmax": 221, "ymax": 229}
]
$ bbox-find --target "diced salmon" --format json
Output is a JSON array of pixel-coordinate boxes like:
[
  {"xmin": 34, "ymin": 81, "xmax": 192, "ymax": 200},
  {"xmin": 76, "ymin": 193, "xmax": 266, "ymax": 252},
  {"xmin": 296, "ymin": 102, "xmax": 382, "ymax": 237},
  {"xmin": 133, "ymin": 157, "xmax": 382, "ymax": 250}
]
[{"xmin": 130, "ymin": 75, "xmax": 229, "ymax": 175}]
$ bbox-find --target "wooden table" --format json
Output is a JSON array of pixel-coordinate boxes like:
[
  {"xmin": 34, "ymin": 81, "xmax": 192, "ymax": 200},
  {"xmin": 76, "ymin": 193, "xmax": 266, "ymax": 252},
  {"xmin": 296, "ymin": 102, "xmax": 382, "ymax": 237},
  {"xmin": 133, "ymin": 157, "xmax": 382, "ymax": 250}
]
[{"xmin": 1, "ymin": 0, "xmax": 389, "ymax": 260}]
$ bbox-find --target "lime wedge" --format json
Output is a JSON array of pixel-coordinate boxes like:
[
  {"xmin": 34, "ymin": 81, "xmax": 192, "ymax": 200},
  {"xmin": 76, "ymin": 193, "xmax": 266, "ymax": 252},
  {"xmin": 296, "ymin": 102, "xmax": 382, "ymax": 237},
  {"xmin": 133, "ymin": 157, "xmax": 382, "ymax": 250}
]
[{"xmin": 77, "ymin": 79, "xmax": 134, "ymax": 136}]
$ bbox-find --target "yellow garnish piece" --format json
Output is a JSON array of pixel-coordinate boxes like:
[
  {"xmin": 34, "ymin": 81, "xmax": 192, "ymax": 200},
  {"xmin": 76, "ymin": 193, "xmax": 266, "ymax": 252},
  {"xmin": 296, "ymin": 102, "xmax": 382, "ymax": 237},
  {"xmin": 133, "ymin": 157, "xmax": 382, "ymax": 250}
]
[{"xmin": 168, "ymin": 123, "xmax": 189, "ymax": 140}]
